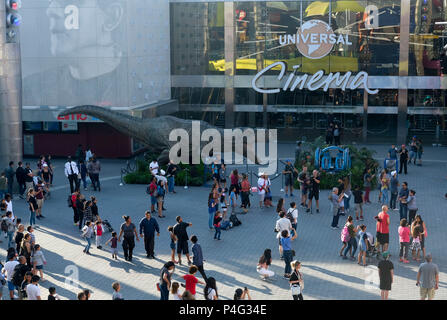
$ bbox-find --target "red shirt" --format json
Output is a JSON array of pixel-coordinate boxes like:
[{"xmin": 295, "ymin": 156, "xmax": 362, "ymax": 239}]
[
  {"xmin": 377, "ymin": 211, "xmax": 390, "ymax": 234},
  {"xmin": 149, "ymin": 182, "xmax": 157, "ymax": 195},
  {"xmin": 71, "ymin": 194, "xmax": 77, "ymax": 208},
  {"xmin": 183, "ymin": 274, "xmax": 198, "ymax": 295},
  {"xmin": 96, "ymin": 224, "xmax": 103, "ymax": 236}
]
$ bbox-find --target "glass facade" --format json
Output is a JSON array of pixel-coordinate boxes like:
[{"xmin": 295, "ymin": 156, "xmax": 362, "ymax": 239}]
[{"xmin": 170, "ymin": 0, "xmax": 447, "ymax": 142}]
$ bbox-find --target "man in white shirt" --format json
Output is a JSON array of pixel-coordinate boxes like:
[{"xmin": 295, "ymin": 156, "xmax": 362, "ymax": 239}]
[
  {"xmin": 1, "ymin": 254, "xmax": 19, "ymax": 300},
  {"xmin": 149, "ymin": 160, "xmax": 159, "ymax": 176},
  {"xmin": 275, "ymin": 211, "xmax": 293, "ymax": 259},
  {"xmin": 26, "ymin": 275, "xmax": 41, "ymax": 300},
  {"xmin": 64, "ymin": 156, "xmax": 80, "ymax": 193},
  {"xmin": 5, "ymin": 194, "xmax": 14, "ymax": 221}
]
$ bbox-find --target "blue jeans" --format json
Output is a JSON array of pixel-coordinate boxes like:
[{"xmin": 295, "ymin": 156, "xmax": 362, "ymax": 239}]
[
  {"xmin": 208, "ymin": 211, "xmax": 214, "ymax": 229},
  {"xmin": 84, "ymin": 237, "xmax": 92, "ymax": 252},
  {"xmin": 160, "ymin": 283, "xmax": 169, "ymax": 300},
  {"xmin": 399, "ymin": 203, "xmax": 408, "ymax": 220},
  {"xmin": 7, "ymin": 231, "xmax": 14, "ymax": 249},
  {"xmin": 214, "ymin": 226, "xmax": 221, "ymax": 240},
  {"xmin": 390, "ymin": 192, "xmax": 398, "ymax": 209},
  {"xmin": 283, "ymin": 250, "xmax": 293, "ymax": 274},
  {"xmin": 29, "ymin": 210, "xmax": 36, "ymax": 226},
  {"xmin": 344, "ymin": 195, "xmax": 351, "ymax": 211},
  {"xmin": 381, "ymin": 189, "xmax": 389, "ymax": 205},
  {"xmin": 81, "ymin": 175, "xmax": 88, "ymax": 189},
  {"xmin": 344, "ymin": 237, "xmax": 358, "ymax": 257},
  {"xmin": 168, "ymin": 176, "xmax": 175, "ymax": 192}
]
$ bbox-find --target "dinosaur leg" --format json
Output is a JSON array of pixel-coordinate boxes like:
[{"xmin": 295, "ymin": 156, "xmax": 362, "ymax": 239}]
[{"xmin": 157, "ymin": 149, "xmax": 171, "ymax": 166}]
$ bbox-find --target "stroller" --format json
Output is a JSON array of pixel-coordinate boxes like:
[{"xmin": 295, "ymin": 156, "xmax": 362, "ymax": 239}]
[{"xmin": 365, "ymin": 232, "xmax": 379, "ymax": 263}]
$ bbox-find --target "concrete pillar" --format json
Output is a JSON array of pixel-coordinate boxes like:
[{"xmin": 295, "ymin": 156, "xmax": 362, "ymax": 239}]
[
  {"xmin": 397, "ymin": 0, "xmax": 411, "ymax": 144},
  {"xmin": 0, "ymin": 6, "xmax": 23, "ymax": 170},
  {"xmin": 224, "ymin": 2, "xmax": 235, "ymax": 129}
]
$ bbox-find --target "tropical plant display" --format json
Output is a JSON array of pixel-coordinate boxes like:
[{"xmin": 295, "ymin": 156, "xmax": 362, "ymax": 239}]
[{"xmin": 293, "ymin": 136, "xmax": 380, "ymax": 190}]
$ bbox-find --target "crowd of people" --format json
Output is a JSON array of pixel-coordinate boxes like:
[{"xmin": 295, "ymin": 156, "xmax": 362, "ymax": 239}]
[{"xmin": 0, "ymin": 139, "xmax": 441, "ymax": 300}]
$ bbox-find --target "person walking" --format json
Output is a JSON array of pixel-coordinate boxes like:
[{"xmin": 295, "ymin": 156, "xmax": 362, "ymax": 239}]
[
  {"xmin": 378, "ymin": 251, "xmax": 394, "ymax": 300},
  {"xmin": 87, "ymin": 157, "xmax": 101, "ymax": 192},
  {"xmin": 173, "ymin": 216, "xmax": 192, "ymax": 265},
  {"xmin": 139, "ymin": 211, "xmax": 160, "ymax": 259},
  {"xmin": 166, "ymin": 160, "xmax": 178, "ymax": 194},
  {"xmin": 207, "ymin": 192, "xmax": 217, "ymax": 229},
  {"xmin": 375, "ymin": 205, "xmax": 390, "ymax": 256},
  {"xmin": 416, "ymin": 254, "xmax": 439, "ymax": 300},
  {"xmin": 4, "ymin": 211, "xmax": 15, "ymax": 249},
  {"xmin": 416, "ymin": 138, "xmax": 424, "ymax": 166},
  {"xmin": 16, "ymin": 162, "xmax": 27, "ymax": 199},
  {"xmin": 64, "ymin": 156, "xmax": 80, "ymax": 194},
  {"xmin": 27, "ymin": 189, "xmax": 37, "ymax": 227},
  {"xmin": 398, "ymin": 218, "xmax": 410, "ymax": 263},
  {"xmin": 330, "ymin": 187, "xmax": 343, "ymax": 229},
  {"xmin": 275, "ymin": 211, "xmax": 293, "ymax": 259},
  {"xmin": 118, "ymin": 216, "xmax": 139, "ymax": 262},
  {"xmin": 191, "ymin": 235, "xmax": 207, "ymax": 281},
  {"xmin": 280, "ymin": 230, "xmax": 293, "ymax": 278},
  {"xmin": 363, "ymin": 168, "xmax": 374, "ymax": 204},
  {"xmin": 342, "ymin": 216, "xmax": 358, "ymax": 261},
  {"xmin": 159, "ymin": 261, "xmax": 175, "ymax": 300},
  {"xmin": 283, "ymin": 160, "xmax": 298, "ymax": 198},
  {"xmin": 407, "ymin": 190, "xmax": 418, "ymax": 226},
  {"xmin": 240, "ymin": 174, "xmax": 251, "ymax": 213},
  {"xmin": 398, "ymin": 182, "xmax": 409, "ymax": 221},
  {"xmin": 398, "ymin": 144, "xmax": 409, "ymax": 174},
  {"xmin": 5, "ymin": 161, "xmax": 15, "ymax": 198},
  {"xmin": 389, "ymin": 171, "xmax": 399, "ymax": 210},
  {"xmin": 289, "ymin": 260, "xmax": 304, "ymax": 300},
  {"xmin": 81, "ymin": 221, "xmax": 94, "ymax": 255}
]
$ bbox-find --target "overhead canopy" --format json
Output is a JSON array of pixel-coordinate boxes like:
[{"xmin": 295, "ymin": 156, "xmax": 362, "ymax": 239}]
[{"xmin": 305, "ymin": 1, "xmax": 365, "ymax": 17}]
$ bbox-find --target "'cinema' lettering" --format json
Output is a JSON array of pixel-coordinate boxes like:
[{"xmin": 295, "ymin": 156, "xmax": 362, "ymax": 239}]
[{"xmin": 251, "ymin": 62, "xmax": 379, "ymax": 95}]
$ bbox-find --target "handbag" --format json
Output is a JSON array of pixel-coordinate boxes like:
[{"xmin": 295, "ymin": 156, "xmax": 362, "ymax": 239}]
[
  {"xmin": 290, "ymin": 284, "xmax": 301, "ymax": 296},
  {"xmin": 156, "ymin": 283, "xmax": 160, "ymax": 291}
]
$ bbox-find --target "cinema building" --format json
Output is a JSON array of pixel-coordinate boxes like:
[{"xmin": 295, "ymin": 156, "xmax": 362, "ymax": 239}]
[{"xmin": 13, "ymin": 0, "xmax": 447, "ymax": 158}]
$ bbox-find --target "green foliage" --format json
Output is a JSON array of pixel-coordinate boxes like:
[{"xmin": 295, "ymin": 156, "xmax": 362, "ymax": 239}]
[
  {"xmin": 124, "ymin": 159, "xmax": 210, "ymax": 187},
  {"xmin": 293, "ymin": 137, "xmax": 379, "ymax": 190}
]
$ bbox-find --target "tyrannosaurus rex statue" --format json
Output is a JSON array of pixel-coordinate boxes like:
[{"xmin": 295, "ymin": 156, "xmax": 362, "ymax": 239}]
[{"xmin": 59, "ymin": 105, "xmax": 264, "ymax": 165}]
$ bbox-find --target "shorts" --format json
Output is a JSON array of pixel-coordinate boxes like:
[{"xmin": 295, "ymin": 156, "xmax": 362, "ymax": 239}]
[
  {"xmin": 7, "ymin": 281, "xmax": 15, "ymax": 291},
  {"xmin": 212, "ymin": 173, "xmax": 219, "ymax": 181},
  {"xmin": 36, "ymin": 198, "xmax": 44, "ymax": 209},
  {"xmin": 355, "ymin": 203, "xmax": 363, "ymax": 211},
  {"xmin": 150, "ymin": 196, "xmax": 157, "ymax": 205},
  {"xmin": 308, "ymin": 190, "xmax": 319, "ymax": 201},
  {"xmin": 177, "ymin": 240, "xmax": 189, "ymax": 254},
  {"xmin": 35, "ymin": 265, "xmax": 43, "ymax": 270},
  {"xmin": 284, "ymin": 176, "xmax": 293, "ymax": 187},
  {"xmin": 410, "ymin": 240, "xmax": 421, "ymax": 251},
  {"xmin": 170, "ymin": 242, "xmax": 176, "ymax": 250},
  {"xmin": 301, "ymin": 188, "xmax": 308, "ymax": 196},
  {"xmin": 376, "ymin": 232, "xmax": 389, "ymax": 245},
  {"xmin": 420, "ymin": 287, "xmax": 435, "ymax": 300},
  {"xmin": 259, "ymin": 193, "xmax": 265, "ymax": 202},
  {"xmin": 111, "ymin": 247, "xmax": 118, "ymax": 255},
  {"xmin": 157, "ymin": 196, "xmax": 164, "ymax": 203}
]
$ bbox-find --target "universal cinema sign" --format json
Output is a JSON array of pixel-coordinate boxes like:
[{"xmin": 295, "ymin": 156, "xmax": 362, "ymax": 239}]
[{"xmin": 252, "ymin": 20, "xmax": 379, "ymax": 95}]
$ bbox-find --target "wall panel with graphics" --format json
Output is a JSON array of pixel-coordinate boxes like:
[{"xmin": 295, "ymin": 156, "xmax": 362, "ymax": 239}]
[{"xmin": 20, "ymin": 0, "xmax": 171, "ymax": 109}]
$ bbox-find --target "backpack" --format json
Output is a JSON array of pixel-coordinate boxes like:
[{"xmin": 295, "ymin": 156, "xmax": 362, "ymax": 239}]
[
  {"xmin": 286, "ymin": 208, "xmax": 296, "ymax": 225},
  {"xmin": 341, "ymin": 225, "xmax": 351, "ymax": 243},
  {"xmin": 146, "ymin": 185, "xmax": 151, "ymax": 195},
  {"xmin": 67, "ymin": 195, "xmax": 73, "ymax": 208},
  {"xmin": 12, "ymin": 264, "xmax": 28, "ymax": 287},
  {"xmin": 229, "ymin": 214, "xmax": 241, "ymax": 227},
  {"xmin": 1, "ymin": 218, "xmax": 8, "ymax": 232}
]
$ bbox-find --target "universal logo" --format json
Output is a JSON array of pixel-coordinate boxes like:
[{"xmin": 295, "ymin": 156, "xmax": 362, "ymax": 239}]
[{"xmin": 279, "ymin": 19, "xmax": 351, "ymax": 59}]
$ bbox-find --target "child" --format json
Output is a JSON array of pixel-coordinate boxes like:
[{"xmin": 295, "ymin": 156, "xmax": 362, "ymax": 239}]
[
  {"xmin": 410, "ymin": 223, "xmax": 422, "ymax": 261},
  {"xmin": 357, "ymin": 225, "xmax": 369, "ymax": 267},
  {"xmin": 182, "ymin": 265, "xmax": 205, "ymax": 297},
  {"xmin": 171, "ymin": 281, "xmax": 182, "ymax": 300},
  {"xmin": 213, "ymin": 211, "xmax": 222, "ymax": 241},
  {"xmin": 112, "ymin": 282, "xmax": 124, "ymax": 300},
  {"xmin": 229, "ymin": 186, "xmax": 236, "ymax": 214},
  {"xmin": 95, "ymin": 220, "xmax": 103, "ymax": 249},
  {"xmin": 167, "ymin": 226, "xmax": 178, "ymax": 264},
  {"xmin": 352, "ymin": 186, "xmax": 364, "ymax": 221},
  {"xmin": 398, "ymin": 219, "xmax": 410, "ymax": 263},
  {"xmin": 31, "ymin": 244, "xmax": 47, "ymax": 281},
  {"xmin": 48, "ymin": 287, "xmax": 60, "ymax": 300},
  {"xmin": 105, "ymin": 231, "xmax": 118, "ymax": 260}
]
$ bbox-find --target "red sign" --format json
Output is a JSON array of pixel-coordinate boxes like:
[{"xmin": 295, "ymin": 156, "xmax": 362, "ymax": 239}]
[{"xmin": 57, "ymin": 114, "xmax": 88, "ymax": 121}]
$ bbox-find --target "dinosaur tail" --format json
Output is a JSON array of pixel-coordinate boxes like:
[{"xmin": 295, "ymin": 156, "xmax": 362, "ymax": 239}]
[{"xmin": 59, "ymin": 105, "xmax": 148, "ymax": 144}]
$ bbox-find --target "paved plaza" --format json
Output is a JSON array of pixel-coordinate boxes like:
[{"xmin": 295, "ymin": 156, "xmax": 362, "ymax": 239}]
[{"xmin": 1, "ymin": 143, "xmax": 446, "ymax": 300}]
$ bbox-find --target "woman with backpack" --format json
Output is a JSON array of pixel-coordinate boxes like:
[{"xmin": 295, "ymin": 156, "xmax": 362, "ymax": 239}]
[{"xmin": 341, "ymin": 216, "xmax": 358, "ymax": 260}]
